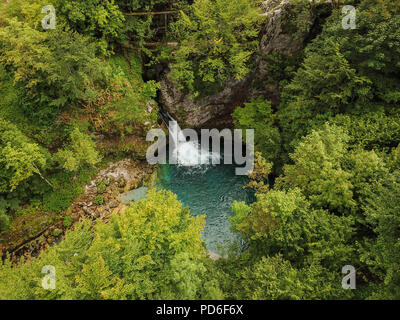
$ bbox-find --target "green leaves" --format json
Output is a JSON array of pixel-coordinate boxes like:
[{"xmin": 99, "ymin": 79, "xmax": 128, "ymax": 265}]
[
  {"xmin": 360, "ymin": 171, "xmax": 400, "ymax": 299},
  {"xmin": 233, "ymin": 98, "xmax": 281, "ymax": 165},
  {"xmin": 278, "ymin": 4, "xmax": 400, "ymax": 156},
  {"xmin": 278, "ymin": 124, "xmax": 355, "ymax": 213},
  {"xmin": 56, "ymin": 0, "xmax": 124, "ymax": 51},
  {"xmin": 233, "ymin": 255, "xmax": 349, "ymax": 300},
  {"xmin": 55, "ymin": 127, "xmax": 101, "ymax": 172},
  {"xmin": 0, "ymin": 190, "xmax": 219, "ymax": 300},
  {"xmin": 169, "ymin": 0, "xmax": 263, "ymax": 94},
  {"xmin": 0, "ymin": 118, "xmax": 46, "ymax": 192},
  {"xmin": 0, "ymin": 18, "xmax": 51, "ymax": 89},
  {"xmin": 233, "ymin": 186, "xmax": 354, "ymax": 267},
  {"xmin": 0, "ymin": 20, "xmax": 111, "ymax": 122}
]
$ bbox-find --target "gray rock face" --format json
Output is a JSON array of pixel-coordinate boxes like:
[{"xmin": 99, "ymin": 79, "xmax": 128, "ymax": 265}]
[
  {"xmin": 160, "ymin": 76, "xmax": 253, "ymax": 129},
  {"xmin": 160, "ymin": 0, "xmax": 316, "ymax": 128},
  {"xmin": 259, "ymin": 0, "xmax": 306, "ymax": 56}
]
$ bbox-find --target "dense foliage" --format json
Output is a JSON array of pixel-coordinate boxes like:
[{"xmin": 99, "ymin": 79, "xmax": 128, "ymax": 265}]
[
  {"xmin": 167, "ymin": 0, "xmax": 263, "ymax": 96},
  {"xmin": 230, "ymin": 0, "xmax": 400, "ymax": 300},
  {"xmin": 0, "ymin": 0, "xmax": 158, "ymax": 232},
  {"xmin": 0, "ymin": 0, "xmax": 399, "ymax": 301},
  {"xmin": 0, "ymin": 190, "xmax": 222, "ymax": 299}
]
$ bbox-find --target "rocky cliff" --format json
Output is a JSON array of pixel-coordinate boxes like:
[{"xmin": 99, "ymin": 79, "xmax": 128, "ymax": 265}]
[{"xmin": 160, "ymin": 0, "xmax": 316, "ymax": 128}]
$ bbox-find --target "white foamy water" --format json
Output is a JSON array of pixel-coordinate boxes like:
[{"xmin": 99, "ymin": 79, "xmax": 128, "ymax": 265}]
[{"xmin": 168, "ymin": 121, "xmax": 220, "ymax": 168}]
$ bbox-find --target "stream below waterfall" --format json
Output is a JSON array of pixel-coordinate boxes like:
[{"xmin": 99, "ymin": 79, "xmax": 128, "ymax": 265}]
[
  {"xmin": 155, "ymin": 120, "xmax": 255, "ymax": 254},
  {"xmin": 157, "ymin": 160, "xmax": 254, "ymax": 254}
]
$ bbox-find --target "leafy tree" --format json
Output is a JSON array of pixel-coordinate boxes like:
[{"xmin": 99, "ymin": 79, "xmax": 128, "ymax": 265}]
[
  {"xmin": 0, "ymin": 118, "xmax": 47, "ymax": 193},
  {"xmin": 56, "ymin": 0, "xmax": 124, "ymax": 53},
  {"xmin": 55, "ymin": 127, "xmax": 101, "ymax": 172},
  {"xmin": 360, "ymin": 171, "xmax": 400, "ymax": 299},
  {"xmin": 278, "ymin": 40, "xmax": 371, "ymax": 152},
  {"xmin": 277, "ymin": 124, "xmax": 356, "ymax": 214},
  {"xmin": 331, "ymin": 113, "xmax": 400, "ymax": 152},
  {"xmin": 232, "ymin": 255, "xmax": 349, "ymax": 300},
  {"xmin": 0, "ymin": 20, "xmax": 110, "ymax": 122},
  {"xmin": 168, "ymin": 0, "xmax": 263, "ymax": 95},
  {"xmin": 233, "ymin": 98, "xmax": 281, "ymax": 165},
  {"xmin": 100, "ymin": 55, "xmax": 160, "ymax": 135},
  {"xmin": 1, "ymin": 0, "xmax": 125, "ymax": 53},
  {"xmin": 0, "ymin": 190, "xmax": 223, "ymax": 300},
  {"xmin": 75, "ymin": 256, "xmax": 124, "ymax": 300},
  {"xmin": 277, "ymin": 2, "xmax": 400, "ymax": 154},
  {"xmin": 389, "ymin": 144, "xmax": 400, "ymax": 171},
  {"xmin": 0, "ymin": 0, "xmax": 53, "ymax": 29},
  {"xmin": 243, "ymin": 152, "xmax": 272, "ymax": 193},
  {"xmin": 231, "ymin": 188, "xmax": 354, "ymax": 269},
  {"xmin": 342, "ymin": 148, "xmax": 388, "ymax": 221},
  {"xmin": 88, "ymin": 189, "xmax": 217, "ymax": 299}
]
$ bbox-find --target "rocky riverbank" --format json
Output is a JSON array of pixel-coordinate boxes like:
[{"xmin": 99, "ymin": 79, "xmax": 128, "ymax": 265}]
[{"xmin": 1, "ymin": 159, "xmax": 155, "ymax": 263}]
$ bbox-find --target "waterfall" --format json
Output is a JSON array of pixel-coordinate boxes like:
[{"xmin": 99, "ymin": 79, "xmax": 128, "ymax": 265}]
[{"xmin": 160, "ymin": 110, "xmax": 220, "ymax": 168}]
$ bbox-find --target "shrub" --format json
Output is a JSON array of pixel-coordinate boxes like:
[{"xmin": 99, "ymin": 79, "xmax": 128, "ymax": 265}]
[
  {"xmin": 93, "ymin": 195, "xmax": 104, "ymax": 206},
  {"xmin": 168, "ymin": 0, "xmax": 263, "ymax": 95},
  {"xmin": 63, "ymin": 216, "xmax": 73, "ymax": 228},
  {"xmin": 55, "ymin": 127, "xmax": 101, "ymax": 173}
]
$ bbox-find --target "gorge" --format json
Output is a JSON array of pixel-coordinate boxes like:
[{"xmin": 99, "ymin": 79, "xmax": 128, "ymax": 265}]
[{"xmin": 155, "ymin": 113, "xmax": 254, "ymax": 253}]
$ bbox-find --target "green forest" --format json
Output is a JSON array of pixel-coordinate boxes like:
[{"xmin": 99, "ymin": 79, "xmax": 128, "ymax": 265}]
[{"xmin": 0, "ymin": 0, "xmax": 399, "ymax": 300}]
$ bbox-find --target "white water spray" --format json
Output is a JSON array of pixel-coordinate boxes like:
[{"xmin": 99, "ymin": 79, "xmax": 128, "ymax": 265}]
[{"xmin": 169, "ymin": 121, "xmax": 220, "ymax": 168}]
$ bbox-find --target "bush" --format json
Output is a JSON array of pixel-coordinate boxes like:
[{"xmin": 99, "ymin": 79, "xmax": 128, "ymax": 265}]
[
  {"xmin": 0, "ymin": 190, "xmax": 222, "ymax": 300},
  {"xmin": 52, "ymin": 229, "xmax": 62, "ymax": 237},
  {"xmin": 63, "ymin": 216, "xmax": 73, "ymax": 228},
  {"xmin": 233, "ymin": 98, "xmax": 281, "ymax": 165},
  {"xmin": 0, "ymin": 118, "xmax": 47, "ymax": 193},
  {"xmin": 0, "ymin": 21, "xmax": 111, "ymax": 123},
  {"xmin": 168, "ymin": 0, "xmax": 263, "ymax": 95},
  {"xmin": 96, "ymin": 182, "xmax": 107, "ymax": 194},
  {"xmin": 55, "ymin": 127, "xmax": 101, "ymax": 173},
  {"xmin": 93, "ymin": 195, "xmax": 104, "ymax": 206},
  {"xmin": 0, "ymin": 210, "xmax": 10, "ymax": 232}
]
